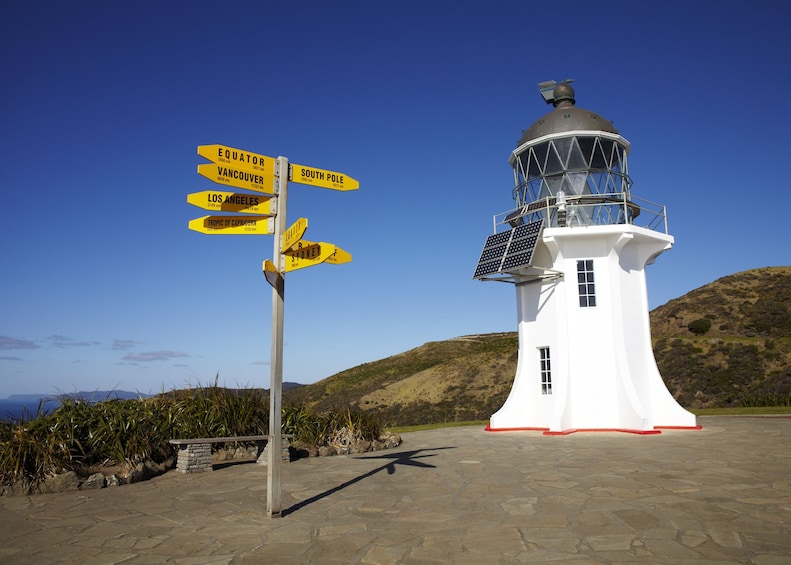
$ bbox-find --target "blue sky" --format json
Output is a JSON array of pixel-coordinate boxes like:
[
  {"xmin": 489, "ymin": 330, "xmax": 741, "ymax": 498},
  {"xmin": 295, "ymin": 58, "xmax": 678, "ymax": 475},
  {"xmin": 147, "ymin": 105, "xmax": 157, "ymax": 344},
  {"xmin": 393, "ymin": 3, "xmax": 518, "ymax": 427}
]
[{"xmin": 1, "ymin": 1, "xmax": 789, "ymax": 397}]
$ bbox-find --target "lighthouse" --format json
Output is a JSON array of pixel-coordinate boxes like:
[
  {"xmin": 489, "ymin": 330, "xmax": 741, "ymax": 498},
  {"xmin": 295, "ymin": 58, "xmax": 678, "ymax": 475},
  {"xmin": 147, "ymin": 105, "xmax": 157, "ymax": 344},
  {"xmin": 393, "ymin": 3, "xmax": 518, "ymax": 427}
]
[{"xmin": 474, "ymin": 81, "xmax": 697, "ymax": 434}]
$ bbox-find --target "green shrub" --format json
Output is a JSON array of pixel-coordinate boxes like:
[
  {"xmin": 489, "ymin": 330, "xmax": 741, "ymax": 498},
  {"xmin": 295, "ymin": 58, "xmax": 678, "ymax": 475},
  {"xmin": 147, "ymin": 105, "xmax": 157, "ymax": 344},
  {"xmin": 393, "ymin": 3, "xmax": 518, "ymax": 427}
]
[{"xmin": 688, "ymin": 318, "xmax": 713, "ymax": 335}]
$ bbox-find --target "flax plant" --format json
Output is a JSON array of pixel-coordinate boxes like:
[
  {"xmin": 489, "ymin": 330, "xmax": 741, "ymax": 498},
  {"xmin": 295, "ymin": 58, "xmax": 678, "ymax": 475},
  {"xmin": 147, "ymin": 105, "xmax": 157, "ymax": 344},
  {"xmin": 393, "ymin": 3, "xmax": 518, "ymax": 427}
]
[{"xmin": 2, "ymin": 383, "xmax": 382, "ymax": 490}]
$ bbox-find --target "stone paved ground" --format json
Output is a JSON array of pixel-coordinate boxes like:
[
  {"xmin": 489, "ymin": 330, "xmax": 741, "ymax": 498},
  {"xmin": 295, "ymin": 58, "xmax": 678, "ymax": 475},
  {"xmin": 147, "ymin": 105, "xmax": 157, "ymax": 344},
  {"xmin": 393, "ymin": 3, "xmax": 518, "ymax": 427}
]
[{"xmin": 0, "ymin": 415, "xmax": 789, "ymax": 564}]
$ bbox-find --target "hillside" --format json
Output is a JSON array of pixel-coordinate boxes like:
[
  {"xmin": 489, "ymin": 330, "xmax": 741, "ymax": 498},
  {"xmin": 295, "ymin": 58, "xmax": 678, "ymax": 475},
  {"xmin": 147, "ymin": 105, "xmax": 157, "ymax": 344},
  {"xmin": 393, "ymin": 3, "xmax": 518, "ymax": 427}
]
[
  {"xmin": 650, "ymin": 266, "xmax": 791, "ymax": 408},
  {"xmin": 285, "ymin": 267, "xmax": 791, "ymax": 425},
  {"xmin": 285, "ymin": 333, "xmax": 518, "ymax": 426}
]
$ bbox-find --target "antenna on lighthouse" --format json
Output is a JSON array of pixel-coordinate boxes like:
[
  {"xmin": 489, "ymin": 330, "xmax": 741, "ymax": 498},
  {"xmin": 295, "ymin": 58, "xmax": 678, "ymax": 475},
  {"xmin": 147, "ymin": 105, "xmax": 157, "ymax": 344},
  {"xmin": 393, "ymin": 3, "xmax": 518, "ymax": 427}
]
[{"xmin": 538, "ymin": 79, "xmax": 575, "ymax": 104}]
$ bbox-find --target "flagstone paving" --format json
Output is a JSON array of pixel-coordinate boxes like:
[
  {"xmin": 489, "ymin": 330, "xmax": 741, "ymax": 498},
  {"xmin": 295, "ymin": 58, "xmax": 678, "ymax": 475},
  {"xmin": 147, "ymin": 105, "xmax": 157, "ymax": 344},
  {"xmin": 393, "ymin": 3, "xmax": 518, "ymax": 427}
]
[{"xmin": 1, "ymin": 415, "xmax": 789, "ymax": 563}]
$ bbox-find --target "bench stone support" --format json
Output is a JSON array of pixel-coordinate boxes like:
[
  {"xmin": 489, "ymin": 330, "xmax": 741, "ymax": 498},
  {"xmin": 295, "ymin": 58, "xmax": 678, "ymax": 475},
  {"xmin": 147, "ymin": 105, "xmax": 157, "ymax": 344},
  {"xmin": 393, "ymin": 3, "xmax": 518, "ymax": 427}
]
[{"xmin": 170, "ymin": 435, "xmax": 292, "ymax": 474}]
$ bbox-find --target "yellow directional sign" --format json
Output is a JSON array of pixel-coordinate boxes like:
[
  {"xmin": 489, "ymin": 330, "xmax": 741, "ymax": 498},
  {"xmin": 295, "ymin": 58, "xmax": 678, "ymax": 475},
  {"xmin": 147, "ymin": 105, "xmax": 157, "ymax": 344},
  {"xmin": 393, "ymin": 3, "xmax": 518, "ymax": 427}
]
[
  {"xmin": 284, "ymin": 241, "xmax": 336, "ymax": 272},
  {"xmin": 325, "ymin": 246, "xmax": 352, "ymax": 265},
  {"xmin": 262, "ymin": 259, "xmax": 282, "ymax": 290},
  {"xmin": 283, "ymin": 240, "xmax": 352, "ymax": 272},
  {"xmin": 188, "ymin": 215, "xmax": 275, "ymax": 235},
  {"xmin": 197, "ymin": 163, "xmax": 275, "ymax": 194},
  {"xmin": 187, "ymin": 191, "xmax": 276, "ymax": 215},
  {"xmin": 290, "ymin": 163, "xmax": 359, "ymax": 191},
  {"xmin": 281, "ymin": 217, "xmax": 308, "ymax": 252},
  {"xmin": 198, "ymin": 144, "xmax": 276, "ymax": 175}
]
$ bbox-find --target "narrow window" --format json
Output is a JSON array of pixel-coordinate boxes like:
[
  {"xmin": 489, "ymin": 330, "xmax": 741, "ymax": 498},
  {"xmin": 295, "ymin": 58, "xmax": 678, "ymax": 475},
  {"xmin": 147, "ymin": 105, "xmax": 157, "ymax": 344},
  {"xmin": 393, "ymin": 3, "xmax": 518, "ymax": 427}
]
[
  {"xmin": 539, "ymin": 347, "xmax": 552, "ymax": 395},
  {"xmin": 577, "ymin": 259, "xmax": 596, "ymax": 307}
]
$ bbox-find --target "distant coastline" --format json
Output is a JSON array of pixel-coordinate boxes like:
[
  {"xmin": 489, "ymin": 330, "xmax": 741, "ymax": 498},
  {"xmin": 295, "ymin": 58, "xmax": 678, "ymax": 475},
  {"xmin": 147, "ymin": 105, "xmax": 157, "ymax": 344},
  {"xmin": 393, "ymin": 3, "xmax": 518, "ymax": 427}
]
[
  {"xmin": 0, "ymin": 398, "xmax": 60, "ymax": 422},
  {"xmin": 0, "ymin": 391, "xmax": 151, "ymax": 422}
]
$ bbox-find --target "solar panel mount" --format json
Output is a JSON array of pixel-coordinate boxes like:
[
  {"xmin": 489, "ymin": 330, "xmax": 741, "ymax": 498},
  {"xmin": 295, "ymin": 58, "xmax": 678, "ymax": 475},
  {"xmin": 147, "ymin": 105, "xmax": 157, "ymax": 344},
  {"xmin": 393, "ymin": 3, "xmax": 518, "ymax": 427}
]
[{"xmin": 473, "ymin": 220, "xmax": 543, "ymax": 280}]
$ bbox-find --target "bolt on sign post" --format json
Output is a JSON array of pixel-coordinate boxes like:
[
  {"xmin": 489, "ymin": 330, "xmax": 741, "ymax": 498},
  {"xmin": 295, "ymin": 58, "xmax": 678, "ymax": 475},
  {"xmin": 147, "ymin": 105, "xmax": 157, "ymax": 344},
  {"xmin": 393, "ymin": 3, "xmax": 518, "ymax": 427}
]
[{"xmin": 189, "ymin": 144, "xmax": 358, "ymax": 518}]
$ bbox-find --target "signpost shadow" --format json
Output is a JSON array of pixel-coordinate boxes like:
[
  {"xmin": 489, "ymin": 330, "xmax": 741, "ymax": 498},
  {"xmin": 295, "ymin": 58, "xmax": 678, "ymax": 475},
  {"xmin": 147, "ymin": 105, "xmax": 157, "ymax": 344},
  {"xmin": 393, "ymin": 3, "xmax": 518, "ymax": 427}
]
[{"xmin": 281, "ymin": 446, "xmax": 456, "ymax": 517}]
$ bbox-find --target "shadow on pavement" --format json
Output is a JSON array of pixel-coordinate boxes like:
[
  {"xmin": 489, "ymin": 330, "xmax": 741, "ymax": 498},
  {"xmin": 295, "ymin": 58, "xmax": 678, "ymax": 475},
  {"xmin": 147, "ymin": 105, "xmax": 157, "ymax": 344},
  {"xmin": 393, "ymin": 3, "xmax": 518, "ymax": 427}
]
[{"xmin": 282, "ymin": 446, "xmax": 455, "ymax": 517}]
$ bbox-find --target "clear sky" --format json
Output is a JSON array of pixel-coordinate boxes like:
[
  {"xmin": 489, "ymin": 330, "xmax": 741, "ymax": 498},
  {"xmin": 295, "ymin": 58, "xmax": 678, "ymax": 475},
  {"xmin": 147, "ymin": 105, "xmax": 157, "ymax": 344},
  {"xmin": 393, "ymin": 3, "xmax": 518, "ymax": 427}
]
[{"xmin": 1, "ymin": 1, "xmax": 789, "ymax": 397}]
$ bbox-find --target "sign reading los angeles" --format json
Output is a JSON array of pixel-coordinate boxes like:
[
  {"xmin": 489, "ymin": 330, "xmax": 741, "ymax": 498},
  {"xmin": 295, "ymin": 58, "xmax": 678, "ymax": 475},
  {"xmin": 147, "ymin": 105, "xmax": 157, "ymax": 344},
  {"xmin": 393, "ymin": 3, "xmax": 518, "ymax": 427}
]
[{"xmin": 187, "ymin": 190, "xmax": 276, "ymax": 215}]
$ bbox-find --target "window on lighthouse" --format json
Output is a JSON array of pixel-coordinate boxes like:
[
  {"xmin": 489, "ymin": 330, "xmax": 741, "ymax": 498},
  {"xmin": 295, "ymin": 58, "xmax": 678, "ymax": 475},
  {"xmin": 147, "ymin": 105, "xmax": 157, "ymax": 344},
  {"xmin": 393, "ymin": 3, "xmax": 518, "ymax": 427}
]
[
  {"xmin": 577, "ymin": 259, "xmax": 596, "ymax": 307},
  {"xmin": 539, "ymin": 347, "xmax": 552, "ymax": 395}
]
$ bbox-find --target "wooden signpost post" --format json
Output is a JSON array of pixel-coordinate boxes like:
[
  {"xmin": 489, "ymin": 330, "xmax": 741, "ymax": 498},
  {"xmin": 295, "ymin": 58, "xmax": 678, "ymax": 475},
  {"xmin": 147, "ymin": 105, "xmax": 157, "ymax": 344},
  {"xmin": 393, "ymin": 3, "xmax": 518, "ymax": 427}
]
[{"xmin": 188, "ymin": 144, "xmax": 358, "ymax": 518}]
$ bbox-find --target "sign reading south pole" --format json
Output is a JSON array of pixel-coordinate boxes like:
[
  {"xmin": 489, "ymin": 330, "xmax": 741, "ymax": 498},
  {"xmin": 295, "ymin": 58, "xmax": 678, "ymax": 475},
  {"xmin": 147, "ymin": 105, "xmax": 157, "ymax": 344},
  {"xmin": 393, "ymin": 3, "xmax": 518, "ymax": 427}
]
[{"xmin": 290, "ymin": 163, "xmax": 359, "ymax": 191}]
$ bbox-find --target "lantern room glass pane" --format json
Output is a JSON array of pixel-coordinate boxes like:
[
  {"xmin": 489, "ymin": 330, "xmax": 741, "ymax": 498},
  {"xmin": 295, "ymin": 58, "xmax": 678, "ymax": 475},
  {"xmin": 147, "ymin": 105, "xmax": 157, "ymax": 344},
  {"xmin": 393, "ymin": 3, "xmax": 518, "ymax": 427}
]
[
  {"xmin": 544, "ymin": 143, "xmax": 563, "ymax": 174},
  {"xmin": 566, "ymin": 138, "xmax": 587, "ymax": 171}
]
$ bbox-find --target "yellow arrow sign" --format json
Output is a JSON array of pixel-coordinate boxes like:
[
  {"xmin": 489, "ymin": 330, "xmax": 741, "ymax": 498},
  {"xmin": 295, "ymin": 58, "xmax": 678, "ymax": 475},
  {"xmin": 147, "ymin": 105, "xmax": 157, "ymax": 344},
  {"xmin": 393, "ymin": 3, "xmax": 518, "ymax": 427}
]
[
  {"xmin": 283, "ymin": 240, "xmax": 352, "ymax": 271},
  {"xmin": 325, "ymin": 246, "xmax": 352, "ymax": 265},
  {"xmin": 198, "ymin": 144, "xmax": 276, "ymax": 175},
  {"xmin": 281, "ymin": 217, "xmax": 308, "ymax": 252},
  {"xmin": 188, "ymin": 215, "xmax": 275, "ymax": 235},
  {"xmin": 262, "ymin": 259, "xmax": 282, "ymax": 290},
  {"xmin": 284, "ymin": 241, "xmax": 336, "ymax": 272},
  {"xmin": 290, "ymin": 163, "xmax": 359, "ymax": 191},
  {"xmin": 197, "ymin": 163, "xmax": 275, "ymax": 194},
  {"xmin": 187, "ymin": 191, "xmax": 276, "ymax": 215}
]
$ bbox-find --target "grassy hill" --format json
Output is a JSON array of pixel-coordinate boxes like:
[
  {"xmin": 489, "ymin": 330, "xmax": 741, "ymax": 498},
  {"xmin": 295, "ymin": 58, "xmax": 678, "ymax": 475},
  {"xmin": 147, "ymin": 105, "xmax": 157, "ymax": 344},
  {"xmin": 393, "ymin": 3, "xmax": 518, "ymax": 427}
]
[
  {"xmin": 285, "ymin": 267, "xmax": 791, "ymax": 426},
  {"xmin": 285, "ymin": 333, "xmax": 518, "ymax": 426},
  {"xmin": 650, "ymin": 266, "xmax": 791, "ymax": 408}
]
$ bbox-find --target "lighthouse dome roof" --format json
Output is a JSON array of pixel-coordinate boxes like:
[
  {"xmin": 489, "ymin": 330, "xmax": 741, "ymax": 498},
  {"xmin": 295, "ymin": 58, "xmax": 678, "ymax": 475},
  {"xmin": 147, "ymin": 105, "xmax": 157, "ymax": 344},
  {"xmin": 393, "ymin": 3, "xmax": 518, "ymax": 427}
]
[{"xmin": 518, "ymin": 83, "xmax": 618, "ymax": 146}]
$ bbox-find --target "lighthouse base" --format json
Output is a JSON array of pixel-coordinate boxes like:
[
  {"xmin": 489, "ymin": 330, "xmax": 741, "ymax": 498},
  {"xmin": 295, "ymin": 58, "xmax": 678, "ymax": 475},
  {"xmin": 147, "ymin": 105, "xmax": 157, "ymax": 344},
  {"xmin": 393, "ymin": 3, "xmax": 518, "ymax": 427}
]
[{"xmin": 488, "ymin": 224, "xmax": 697, "ymax": 435}]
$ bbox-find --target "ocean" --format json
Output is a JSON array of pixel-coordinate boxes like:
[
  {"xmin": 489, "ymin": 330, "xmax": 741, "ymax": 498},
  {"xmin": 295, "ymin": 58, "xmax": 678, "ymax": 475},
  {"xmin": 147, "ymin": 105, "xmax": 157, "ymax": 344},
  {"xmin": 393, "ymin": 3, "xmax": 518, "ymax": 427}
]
[{"xmin": 0, "ymin": 399, "xmax": 60, "ymax": 422}]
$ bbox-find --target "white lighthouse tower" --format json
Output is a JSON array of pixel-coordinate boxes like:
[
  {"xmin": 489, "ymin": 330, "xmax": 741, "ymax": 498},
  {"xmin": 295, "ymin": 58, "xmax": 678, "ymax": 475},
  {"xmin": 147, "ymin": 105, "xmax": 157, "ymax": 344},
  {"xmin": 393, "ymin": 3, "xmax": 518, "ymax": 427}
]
[{"xmin": 474, "ymin": 81, "xmax": 698, "ymax": 434}]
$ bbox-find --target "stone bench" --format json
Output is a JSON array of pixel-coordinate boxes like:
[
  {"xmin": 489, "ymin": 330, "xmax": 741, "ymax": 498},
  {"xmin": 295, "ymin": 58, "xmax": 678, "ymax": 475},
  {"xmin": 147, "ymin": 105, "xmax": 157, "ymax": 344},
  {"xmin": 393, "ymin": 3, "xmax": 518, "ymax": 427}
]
[{"xmin": 169, "ymin": 435, "xmax": 293, "ymax": 473}]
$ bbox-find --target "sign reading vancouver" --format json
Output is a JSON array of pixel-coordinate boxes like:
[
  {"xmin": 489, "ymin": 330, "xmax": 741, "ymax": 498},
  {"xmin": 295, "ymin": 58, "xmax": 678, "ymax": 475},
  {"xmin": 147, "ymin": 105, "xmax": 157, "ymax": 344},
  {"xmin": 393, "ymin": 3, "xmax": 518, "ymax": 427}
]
[{"xmin": 197, "ymin": 163, "xmax": 275, "ymax": 194}]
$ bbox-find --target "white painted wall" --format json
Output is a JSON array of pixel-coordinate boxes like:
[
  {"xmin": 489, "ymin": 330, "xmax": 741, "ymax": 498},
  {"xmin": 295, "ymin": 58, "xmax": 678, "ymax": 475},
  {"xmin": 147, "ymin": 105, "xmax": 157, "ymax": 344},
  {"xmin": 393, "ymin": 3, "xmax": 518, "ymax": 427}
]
[{"xmin": 489, "ymin": 224, "xmax": 697, "ymax": 433}]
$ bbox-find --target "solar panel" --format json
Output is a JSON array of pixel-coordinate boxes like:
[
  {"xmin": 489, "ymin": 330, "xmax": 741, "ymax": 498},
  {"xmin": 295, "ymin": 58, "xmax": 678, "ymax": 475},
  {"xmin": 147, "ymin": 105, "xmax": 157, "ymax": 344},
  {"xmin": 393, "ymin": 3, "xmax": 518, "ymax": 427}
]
[{"xmin": 473, "ymin": 220, "xmax": 543, "ymax": 279}]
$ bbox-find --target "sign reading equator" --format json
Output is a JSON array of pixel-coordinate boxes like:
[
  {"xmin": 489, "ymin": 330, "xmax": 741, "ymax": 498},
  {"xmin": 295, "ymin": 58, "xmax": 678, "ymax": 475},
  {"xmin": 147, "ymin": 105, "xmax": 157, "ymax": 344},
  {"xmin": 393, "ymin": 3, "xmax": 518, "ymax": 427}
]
[
  {"xmin": 198, "ymin": 144, "xmax": 276, "ymax": 175},
  {"xmin": 290, "ymin": 163, "xmax": 359, "ymax": 191}
]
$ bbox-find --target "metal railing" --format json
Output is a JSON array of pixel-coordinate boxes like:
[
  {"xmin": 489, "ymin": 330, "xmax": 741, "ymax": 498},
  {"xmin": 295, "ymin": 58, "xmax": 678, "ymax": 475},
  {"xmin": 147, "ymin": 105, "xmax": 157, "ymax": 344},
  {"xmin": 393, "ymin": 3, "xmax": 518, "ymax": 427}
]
[{"xmin": 493, "ymin": 192, "xmax": 668, "ymax": 234}]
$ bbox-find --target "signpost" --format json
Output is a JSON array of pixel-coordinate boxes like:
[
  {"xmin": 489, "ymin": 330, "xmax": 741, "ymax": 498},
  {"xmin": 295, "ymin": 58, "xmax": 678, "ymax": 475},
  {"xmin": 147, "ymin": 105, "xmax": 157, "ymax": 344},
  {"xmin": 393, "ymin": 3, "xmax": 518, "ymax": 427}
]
[
  {"xmin": 187, "ymin": 190, "xmax": 276, "ymax": 215},
  {"xmin": 189, "ymin": 145, "xmax": 357, "ymax": 518}
]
